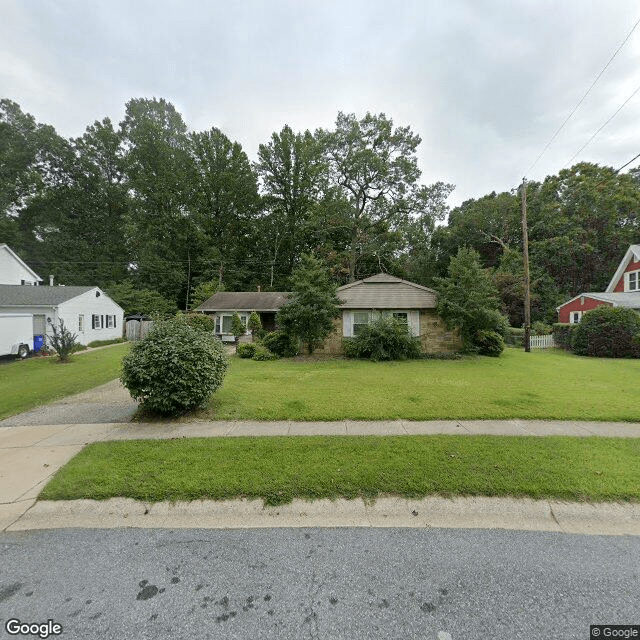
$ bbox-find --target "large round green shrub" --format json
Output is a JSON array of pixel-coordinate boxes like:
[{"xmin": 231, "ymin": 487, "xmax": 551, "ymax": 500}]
[
  {"xmin": 180, "ymin": 312, "xmax": 215, "ymax": 333},
  {"xmin": 236, "ymin": 342, "xmax": 258, "ymax": 358},
  {"xmin": 262, "ymin": 330, "xmax": 299, "ymax": 357},
  {"xmin": 571, "ymin": 306, "xmax": 640, "ymax": 358},
  {"xmin": 343, "ymin": 317, "xmax": 422, "ymax": 361},
  {"xmin": 473, "ymin": 330, "xmax": 505, "ymax": 357},
  {"xmin": 121, "ymin": 318, "xmax": 228, "ymax": 415}
]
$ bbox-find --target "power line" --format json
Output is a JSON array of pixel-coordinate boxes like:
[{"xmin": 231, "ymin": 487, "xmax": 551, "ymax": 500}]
[
  {"xmin": 613, "ymin": 150, "xmax": 640, "ymax": 174},
  {"xmin": 526, "ymin": 14, "xmax": 640, "ymax": 175},
  {"xmin": 564, "ymin": 81, "xmax": 640, "ymax": 167}
]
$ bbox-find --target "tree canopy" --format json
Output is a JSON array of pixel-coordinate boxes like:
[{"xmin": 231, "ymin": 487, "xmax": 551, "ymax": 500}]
[{"xmin": 2, "ymin": 96, "xmax": 639, "ymax": 326}]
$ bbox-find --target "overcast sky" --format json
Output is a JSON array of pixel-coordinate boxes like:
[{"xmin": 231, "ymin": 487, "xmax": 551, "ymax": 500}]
[{"xmin": 2, "ymin": 0, "xmax": 640, "ymax": 206}]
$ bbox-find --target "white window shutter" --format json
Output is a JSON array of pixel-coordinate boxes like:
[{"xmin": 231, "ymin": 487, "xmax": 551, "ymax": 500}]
[
  {"xmin": 343, "ymin": 310, "xmax": 352, "ymax": 338},
  {"xmin": 408, "ymin": 310, "xmax": 420, "ymax": 336}
]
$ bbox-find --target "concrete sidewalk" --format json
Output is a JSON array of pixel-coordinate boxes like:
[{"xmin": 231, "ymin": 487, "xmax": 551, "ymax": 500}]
[{"xmin": 2, "ymin": 418, "xmax": 640, "ymax": 534}]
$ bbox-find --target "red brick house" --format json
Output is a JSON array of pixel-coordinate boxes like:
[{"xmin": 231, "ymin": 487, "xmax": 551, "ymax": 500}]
[{"xmin": 556, "ymin": 245, "xmax": 640, "ymax": 323}]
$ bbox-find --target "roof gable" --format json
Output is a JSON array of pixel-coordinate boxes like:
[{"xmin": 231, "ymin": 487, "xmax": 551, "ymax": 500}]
[
  {"xmin": 338, "ymin": 273, "xmax": 438, "ymax": 309},
  {"xmin": 557, "ymin": 291, "xmax": 640, "ymax": 310},
  {"xmin": 0, "ymin": 245, "xmax": 42, "ymax": 284},
  {"xmin": 606, "ymin": 245, "xmax": 640, "ymax": 292}
]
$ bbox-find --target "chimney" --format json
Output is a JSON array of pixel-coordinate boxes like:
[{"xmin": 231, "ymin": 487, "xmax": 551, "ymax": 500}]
[
  {"xmin": 49, "ymin": 275, "xmax": 54, "ymax": 286},
  {"xmin": 257, "ymin": 285, "xmax": 261, "ymax": 292}
]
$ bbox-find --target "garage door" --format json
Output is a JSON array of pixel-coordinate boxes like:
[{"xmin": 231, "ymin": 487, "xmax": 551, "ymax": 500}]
[{"xmin": 33, "ymin": 314, "xmax": 46, "ymax": 335}]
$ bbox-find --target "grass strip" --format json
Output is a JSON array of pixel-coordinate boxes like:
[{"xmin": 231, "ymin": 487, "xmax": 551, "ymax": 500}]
[
  {"xmin": 196, "ymin": 348, "xmax": 640, "ymax": 422},
  {"xmin": 39, "ymin": 435, "xmax": 640, "ymax": 505},
  {"xmin": 0, "ymin": 343, "xmax": 129, "ymax": 419}
]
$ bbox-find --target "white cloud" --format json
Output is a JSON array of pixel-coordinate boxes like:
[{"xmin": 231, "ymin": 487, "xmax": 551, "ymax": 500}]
[{"xmin": 2, "ymin": 0, "xmax": 640, "ymax": 205}]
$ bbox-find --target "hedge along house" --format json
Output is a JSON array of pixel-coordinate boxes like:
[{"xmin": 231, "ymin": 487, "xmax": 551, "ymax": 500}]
[
  {"xmin": 0, "ymin": 285, "xmax": 125, "ymax": 346},
  {"xmin": 197, "ymin": 273, "xmax": 460, "ymax": 353},
  {"xmin": 196, "ymin": 291, "xmax": 290, "ymax": 342},
  {"xmin": 557, "ymin": 245, "xmax": 640, "ymax": 324}
]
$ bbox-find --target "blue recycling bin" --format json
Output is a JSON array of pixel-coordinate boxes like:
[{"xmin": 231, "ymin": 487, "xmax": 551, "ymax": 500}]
[{"xmin": 33, "ymin": 335, "xmax": 44, "ymax": 352}]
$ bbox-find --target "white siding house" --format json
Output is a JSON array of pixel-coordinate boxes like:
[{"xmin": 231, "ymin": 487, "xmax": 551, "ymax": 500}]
[
  {"xmin": 0, "ymin": 244, "xmax": 42, "ymax": 285},
  {"xmin": 0, "ymin": 285, "xmax": 124, "ymax": 346}
]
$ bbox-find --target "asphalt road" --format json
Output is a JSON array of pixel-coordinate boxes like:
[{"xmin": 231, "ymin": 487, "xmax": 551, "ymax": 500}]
[{"xmin": 0, "ymin": 527, "xmax": 637, "ymax": 640}]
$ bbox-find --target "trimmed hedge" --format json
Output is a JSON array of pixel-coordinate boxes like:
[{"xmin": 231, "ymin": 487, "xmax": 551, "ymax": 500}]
[
  {"xmin": 87, "ymin": 338, "xmax": 127, "ymax": 348},
  {"xmin": 552, "ymin": 323, "xmax": 576, "ymax": 350},
  {"xmin": 571, "ymin": 307, "xmax": 640, "ymax": 358},
  {"xmin": 180, "ymin": 313, "xmax": 216, "ymax": 333}
]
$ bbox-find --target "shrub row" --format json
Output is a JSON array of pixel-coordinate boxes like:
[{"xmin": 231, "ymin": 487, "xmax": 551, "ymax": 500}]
[
  {"xmin": 553, "ymin": 308, "xmax": 640, "ymax": 358},
  {"xmin": 343, "ymin": 317, "xmax": 422, "ymax": 361},
  {"xmin": 237, "ymin": 342, "xmax": 278, "ymax": 361},
  {"xmin": 552, "ymin": 323, "xmax": 576, "ymax": 350},
  {"xmin": 87, "ymin": 338, "xmax": 128, "ymax": 348}
]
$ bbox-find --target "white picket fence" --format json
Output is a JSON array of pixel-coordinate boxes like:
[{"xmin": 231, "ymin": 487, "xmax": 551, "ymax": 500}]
[
  {"xmin": 529, "ymin": 334, "xmax": 555, "ymax": 349},
  {"xmin": 125, "ymin": 320, "xmax": 154, "ymax": 341}
]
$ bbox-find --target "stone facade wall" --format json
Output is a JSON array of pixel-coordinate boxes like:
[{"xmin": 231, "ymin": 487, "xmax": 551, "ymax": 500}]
[
  {"xmin": 313, "ymin": 317, "xmax": 344, "ymax": 355},
  {"xmin": 313, "ymin": 310, "xmax": 461, "ymax": 355},
  {"xmin": 418, "ymin": 309, "xmax": 461, "ymax": 353}
]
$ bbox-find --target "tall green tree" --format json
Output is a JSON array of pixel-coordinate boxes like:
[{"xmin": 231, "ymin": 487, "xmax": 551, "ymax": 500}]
[
  {"xmin": 433, "ymin": 247, "xmax": 508, "ymax": 351},
  {"xmin": 527, "ymin": 162, "xmax": 640, "ymax": 296},
  {"xmin": 120, "ymin": 98, "xmax": 194, "ymax": 302},
  {"xmin": 189, "ymin": 127, "xmax": 260, "ymax": 290},
  {"xmin": 22, "ymin": 118, "xmax": 130, "ymax": 286},
  {"xmin": 399, "ymin": 181, "xmax": 455, "ymax": 285},
  {"xmin": 255, "ymin": 125, "xmax": 327, "ymax": 287},
  {"xmin": 319, "ymin": 112, "xmax": 434, "ymax": 281},
  {"xmin": 276, "ymin": 254, "xmax": 342, "ymax": 355},
  {"xmin": 0, "ymin": 100, "xmax": 73, "ymax": 266}
]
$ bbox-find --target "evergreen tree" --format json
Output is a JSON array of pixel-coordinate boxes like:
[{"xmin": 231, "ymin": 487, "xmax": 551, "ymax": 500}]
[
  {"xmin": 433, "ymin": 247, "xmax": 508, "ymax": 352},
  {"xmin": 276, "ymin": 254, "xmax": 342, "ymax": 354}
]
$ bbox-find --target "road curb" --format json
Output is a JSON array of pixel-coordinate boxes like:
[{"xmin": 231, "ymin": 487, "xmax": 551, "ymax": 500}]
[{"xmin": 7, "ymin": 496, "xmax": 640, "ymax": 536}]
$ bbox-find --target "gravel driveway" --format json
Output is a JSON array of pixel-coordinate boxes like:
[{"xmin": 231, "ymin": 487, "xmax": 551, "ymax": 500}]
[{"xmin": 0, "ymin": 379, "xmax": 138, "ymax": 427}]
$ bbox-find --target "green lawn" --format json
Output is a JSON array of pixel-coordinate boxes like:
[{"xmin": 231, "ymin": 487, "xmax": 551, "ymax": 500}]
[
  {"xmin": 196, "ymin": 348, "xmax": 640, "ymax": 422},
  {"xmin": 0, "ymin": 343, "xmax": 130, "ymax": 419},
  {"xmin": 39, "ymin": 435, "xmax": 640, "ymax": 505}
]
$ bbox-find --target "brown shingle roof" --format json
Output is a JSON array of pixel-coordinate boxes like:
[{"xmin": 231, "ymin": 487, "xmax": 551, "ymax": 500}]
[
  {"xmin": 196, "ymin": 291, "xmax": 290, "ymax": 312},
  {"xmin": 196, "ymin": 274, "xmax": 438, "ymax": 312}
]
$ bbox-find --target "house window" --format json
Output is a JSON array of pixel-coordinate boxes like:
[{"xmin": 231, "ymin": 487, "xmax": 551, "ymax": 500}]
[
  {"xmin": 106, "ymin": 315, "xmax": 114, "ymax": 329},
  {"xmin": 628, "ymin": 271, "xmax": 639, "ymax": 291},
  {"xmin": 78, "ymin": 315, "xmax": 84, "ymax": 332},
  {"xmin": 570, "ymin": 311, "xmax": 582, "ymax": 324},
  {"xmin": 352, "ymin": 312, "xmax": 369, "ymax": 335},
  {"xmin": 92, "ymin": 314, "xmax": 100, "ymax": 329},
  {"xmin": 392, "ymin": 312, "xmax": 408, "ymax": 326},
  {"xmin": 219, "ymin": 313, "xmax": 248, "ymax": 334}
]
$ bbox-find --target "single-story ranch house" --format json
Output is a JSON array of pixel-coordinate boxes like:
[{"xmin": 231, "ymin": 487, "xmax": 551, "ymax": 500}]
[
  {"xmin": 0, "ymin": 245, "xmax": 124, "ymax": 347},
  {"xmin": 557, "ymin": 245, "xmax": 640, "ymax": 323},
  {"xmin": 197, "ymin": 273, "xmax": 460, "ymax": 353}
]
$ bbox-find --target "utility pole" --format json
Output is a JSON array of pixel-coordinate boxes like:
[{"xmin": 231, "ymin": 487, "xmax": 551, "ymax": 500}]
[{"xmin": 521, "ymin": 177, "xmax": 531, "ymax": 353}]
